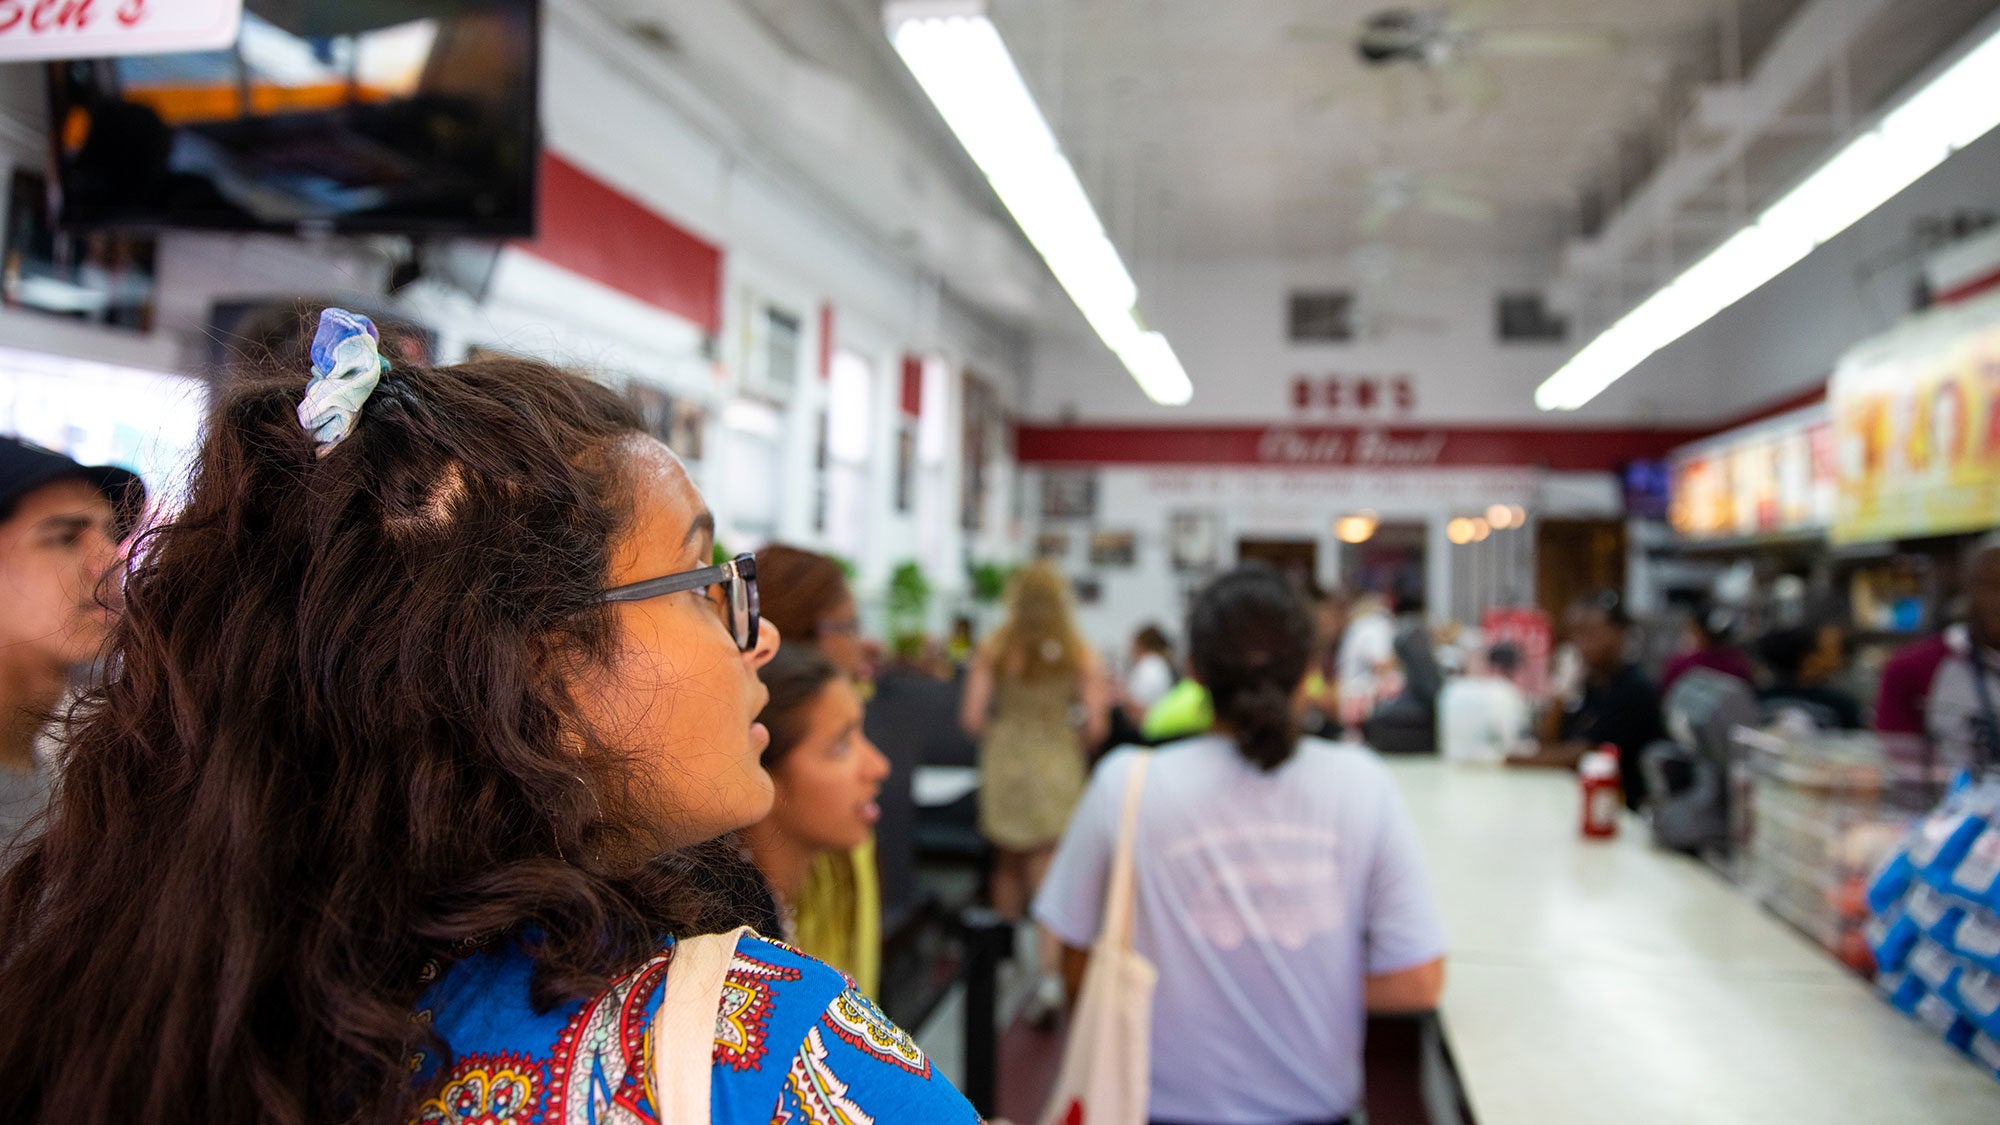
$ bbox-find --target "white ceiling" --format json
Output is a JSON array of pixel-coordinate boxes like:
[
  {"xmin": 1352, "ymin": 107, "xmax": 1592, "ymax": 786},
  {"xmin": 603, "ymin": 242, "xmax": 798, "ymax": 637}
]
[
  {"xmin": 590, "ymin": 0, "xmax": 2000, "ymax": 417},
  {"xmin": 988, "ymin": 0, "xmax": 1766, "ymax": 264}
]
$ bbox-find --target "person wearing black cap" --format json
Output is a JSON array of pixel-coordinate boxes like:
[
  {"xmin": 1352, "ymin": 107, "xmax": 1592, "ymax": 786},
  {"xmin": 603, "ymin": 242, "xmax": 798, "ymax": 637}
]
[{"xmin": 0, "ymin": 436, "xmax": 143, "ymax": 849}]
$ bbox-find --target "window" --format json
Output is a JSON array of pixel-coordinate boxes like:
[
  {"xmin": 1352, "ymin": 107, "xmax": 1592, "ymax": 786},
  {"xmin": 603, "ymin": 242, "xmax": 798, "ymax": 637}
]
[
  {"xmin": 1288, "ymin": 291, "xmax": 1354, "ymax": 342},
  {"xmin": 824, "ymin": 351, "xmax": 874, "ymax": 560},
  {"xmin": 753, "ymin": 305, "xmax": 802, "ymax": 398}
]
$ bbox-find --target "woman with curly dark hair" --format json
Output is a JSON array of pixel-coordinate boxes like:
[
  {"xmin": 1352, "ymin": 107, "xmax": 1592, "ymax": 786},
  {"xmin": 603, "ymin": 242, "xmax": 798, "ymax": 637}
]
[{"xmin": 0, "ymin": 309, "xmax": 975, "ymax": 1125}]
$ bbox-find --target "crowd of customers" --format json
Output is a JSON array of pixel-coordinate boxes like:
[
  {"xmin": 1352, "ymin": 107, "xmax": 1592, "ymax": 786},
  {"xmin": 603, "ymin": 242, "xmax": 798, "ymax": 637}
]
[{"xmin": 10, "ymin": 306, "xmax": 2000, "ymax": 1125}]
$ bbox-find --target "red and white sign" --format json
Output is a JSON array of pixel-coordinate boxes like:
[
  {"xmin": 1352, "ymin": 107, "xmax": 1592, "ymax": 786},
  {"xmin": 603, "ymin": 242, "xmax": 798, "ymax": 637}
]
[
  {"xmin": 1014, "ymin": 423, "xmax": 1700, "ymax": 472},
  {"xmin": 0, "ymin": 0, "xmax": 241, "ymax": 62},
  {"xmin": 1482, "ymin": 607, "xmax": 1552, "ymax": 700}
]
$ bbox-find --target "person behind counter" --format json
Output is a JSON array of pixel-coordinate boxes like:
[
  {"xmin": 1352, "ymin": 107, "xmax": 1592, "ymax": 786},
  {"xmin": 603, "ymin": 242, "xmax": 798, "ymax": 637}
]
[
  {"xmin": 0, "ymin": 437, "xmax": 144, "ymax": 851},
  {"xmin": 1660, "ymin": 599, "xmax": 1755, "ymax": 695},
  {"xmin": 1034, "ymin": 564, "xmax": 1445, "ymax": 1125},
  {"xmin": 1520, "ymin": 590, "xmax": 1664, "ymax": 809},
  {"xmin": 1915, "ymin": 534, "xmax": 2000, "ymax": 768},
  {"xmin": 1758, "ymin": 620, "xmax": 1863, "ymax": 730}
]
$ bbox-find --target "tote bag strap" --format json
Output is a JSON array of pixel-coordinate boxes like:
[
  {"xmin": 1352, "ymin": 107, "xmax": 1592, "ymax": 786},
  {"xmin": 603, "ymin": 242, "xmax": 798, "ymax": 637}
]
[
  {"xmin": 1099, "ymin": 753, "xmax": 1152, "ymax": 953},
  {"xmin": 652, "ymin": 925, "xmax": 752, "ymax": 1125}
]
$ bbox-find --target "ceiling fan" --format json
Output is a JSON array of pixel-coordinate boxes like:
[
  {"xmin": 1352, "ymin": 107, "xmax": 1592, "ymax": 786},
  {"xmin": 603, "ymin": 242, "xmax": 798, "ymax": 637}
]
[
  {"xmin": 1349, "ymin": 4, "xmax": 1622, "ymax": 69},
  {"xmin": 1360, "ymin": 167, "xmax": 1494, "ymax": 234},
  {"xmin": 1289, "ymin": 3, "xmax": 1620, "ymax": 117}
]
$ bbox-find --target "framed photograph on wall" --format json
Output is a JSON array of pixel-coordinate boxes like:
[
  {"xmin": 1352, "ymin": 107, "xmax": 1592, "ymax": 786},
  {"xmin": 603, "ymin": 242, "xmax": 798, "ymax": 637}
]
[
  {"xmin": 1089, "ymin": 531, "xmax": 1137, "ymax": 568},
  {"xmin": 1073, "ymin": 575, "xmax": 1104, "ymax": 605},
  {"xmin": 1035, "ymin": 531, "xmax": 1071, "ymax": 560},
  {"xmin": 1041, "ymin": 470, "xmax": 1098, "ymax": 520},
  {"xmin": 1169, "ymin": 509, "xmax": 1220, "ymax": 572}
]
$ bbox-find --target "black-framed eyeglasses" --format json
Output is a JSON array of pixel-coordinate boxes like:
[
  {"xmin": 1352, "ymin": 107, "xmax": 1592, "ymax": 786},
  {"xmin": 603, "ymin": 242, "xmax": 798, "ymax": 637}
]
[{"xmin": 601, "ymin": 552, "xmax": 761, "ymax": 652}]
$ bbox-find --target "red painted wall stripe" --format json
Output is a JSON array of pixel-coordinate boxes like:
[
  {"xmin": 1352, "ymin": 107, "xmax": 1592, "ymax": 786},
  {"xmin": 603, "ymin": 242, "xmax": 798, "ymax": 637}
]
[
  {"xmin": 818, "ymin": 303, "xmax": 835, "ymax": 381},
  {"xmin": 1013, "ymin": 423, "xmax": 1703, "ymax": 471},
  {"xmin": 516, "ymin": 154, "xmax": 723, "ymax": 334},
  {"xmin": 1938, "ymin": 264, "xmax": 2000, "ymax": 306},
  {"xmin": 900, "ymin": 355, "xmax": 924, "ymax": 417}
]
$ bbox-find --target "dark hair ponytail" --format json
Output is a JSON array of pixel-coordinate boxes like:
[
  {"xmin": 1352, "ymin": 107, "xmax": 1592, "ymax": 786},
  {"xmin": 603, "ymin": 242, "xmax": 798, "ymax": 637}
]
[{"xmin": 1188, "ymin": 564, "xmax": 1314, "ymax": 771}]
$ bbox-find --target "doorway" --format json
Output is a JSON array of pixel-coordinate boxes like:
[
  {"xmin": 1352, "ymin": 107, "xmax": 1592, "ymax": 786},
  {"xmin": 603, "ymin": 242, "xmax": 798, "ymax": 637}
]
[
  {"xmin": 1237, "ymin": 538, "xmax": 1319, "ymax": 593},
  {"xmin": 1535, "ymin": 518, "xmax": 1627, "ymax": 621},
  {"xmin": 1343, "ymin": 521, "xmax": 1429, "ymax": 611}
]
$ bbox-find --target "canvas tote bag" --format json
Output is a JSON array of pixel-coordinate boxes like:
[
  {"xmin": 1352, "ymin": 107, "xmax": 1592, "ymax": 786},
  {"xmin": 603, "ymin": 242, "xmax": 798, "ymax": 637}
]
[
  {"xmin": 1039, "ymin": 753, "xmax": 1156, "ymax": 1125},
  {"xmin": 652, "ymin": 925, "xmax": 753, "ymax": 1125}
]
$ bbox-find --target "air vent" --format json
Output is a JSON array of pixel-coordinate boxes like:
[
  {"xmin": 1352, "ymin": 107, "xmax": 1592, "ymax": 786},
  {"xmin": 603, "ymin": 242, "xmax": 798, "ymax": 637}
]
[
  {"xmin": 1288, "ymin": 290, "xmax": 1354, "ymax": 342},
  {"xmin": 1497, "ymin": 291, "xmax": 1568, "ymax": 343}
]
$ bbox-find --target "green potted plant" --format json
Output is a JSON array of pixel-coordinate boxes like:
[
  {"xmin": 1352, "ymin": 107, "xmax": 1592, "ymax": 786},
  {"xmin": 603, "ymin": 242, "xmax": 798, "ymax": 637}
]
[{"xmin": 886, "ymin": 560, "xmax": 933, "ymax": 641}]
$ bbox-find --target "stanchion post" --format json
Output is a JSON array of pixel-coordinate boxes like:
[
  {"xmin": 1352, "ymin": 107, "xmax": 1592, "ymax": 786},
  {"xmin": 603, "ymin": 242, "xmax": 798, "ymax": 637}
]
[{"xmin": 958, "ymin": 905, "xmax": 1012, "ymax": 1117}]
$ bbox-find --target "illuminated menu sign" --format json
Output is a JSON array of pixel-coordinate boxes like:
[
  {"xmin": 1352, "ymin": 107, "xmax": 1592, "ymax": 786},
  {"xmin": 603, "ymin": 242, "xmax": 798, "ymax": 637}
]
[
  {"xmin": 1830, "ymin": 292, "xmax": 2000, "ymax": 545},
  {"xmin": 1669, "ymin": 405, "xmax": 1835, "ymax": 542}
]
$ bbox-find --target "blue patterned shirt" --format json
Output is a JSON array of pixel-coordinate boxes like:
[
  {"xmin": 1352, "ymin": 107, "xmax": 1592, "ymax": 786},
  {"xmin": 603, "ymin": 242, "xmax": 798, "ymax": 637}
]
[{"xmin": 408, "ymin": 931, "xmax": 979, "ymax": 1124}]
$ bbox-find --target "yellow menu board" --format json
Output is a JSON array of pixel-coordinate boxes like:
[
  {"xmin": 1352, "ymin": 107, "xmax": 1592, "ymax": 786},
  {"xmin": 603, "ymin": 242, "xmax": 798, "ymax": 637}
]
[{"xmin": 1830, "ymin": 292, "xmax": 2000, "ymax": 544}]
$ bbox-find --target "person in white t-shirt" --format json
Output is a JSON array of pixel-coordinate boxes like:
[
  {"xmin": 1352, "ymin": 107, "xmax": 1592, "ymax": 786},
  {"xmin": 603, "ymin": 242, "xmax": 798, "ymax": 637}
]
[
  {"xmin": 1122, "ymin": 623, "xmax": 1177, "ymax": 727},
  {"xmin": 1035, "ymin": 564, "xmax": 1447, "ymax": 1125},
  {"xmin": 1437, "ymin": 642, "xmax": 1532, "ymax": 763},
  {"xmin": 1335, "ymin": 593, "xmax": 1397, "ymax": 727}
]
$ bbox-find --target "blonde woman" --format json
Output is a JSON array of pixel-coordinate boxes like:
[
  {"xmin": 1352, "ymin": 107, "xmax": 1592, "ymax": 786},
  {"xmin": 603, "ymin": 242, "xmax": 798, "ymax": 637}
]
[{"xmin": 961, "ymin": 560, "xmax": 1110, "ymax": 1018}]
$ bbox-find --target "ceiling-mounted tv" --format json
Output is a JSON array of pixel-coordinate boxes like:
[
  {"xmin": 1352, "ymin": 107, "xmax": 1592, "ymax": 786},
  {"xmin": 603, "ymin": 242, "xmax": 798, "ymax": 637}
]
[{"xmin": 47, "ymin": 0, "xmax": 539, "ymax": 237}]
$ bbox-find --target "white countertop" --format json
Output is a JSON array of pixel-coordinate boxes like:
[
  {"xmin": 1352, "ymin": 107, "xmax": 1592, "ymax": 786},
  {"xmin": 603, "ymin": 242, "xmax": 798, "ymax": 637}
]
[{"xmin": 1386, "ymin": 757, "xmax": 2000, "ymax": 1125}]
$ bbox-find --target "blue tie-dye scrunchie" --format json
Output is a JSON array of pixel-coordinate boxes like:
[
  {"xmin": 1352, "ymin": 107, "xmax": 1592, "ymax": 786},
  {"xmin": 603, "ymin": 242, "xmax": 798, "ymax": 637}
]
[{"xmin": 295, "ymin": 307, "xmax": 391, "ymax": 457}]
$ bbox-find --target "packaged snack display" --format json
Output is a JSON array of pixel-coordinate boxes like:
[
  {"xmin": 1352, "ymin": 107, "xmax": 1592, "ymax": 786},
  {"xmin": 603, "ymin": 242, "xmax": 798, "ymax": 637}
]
[
  {"xmin": 1912, "ymin": 937, "xmax": 1965, "ymax": 991},
  {"xmin": 1864, "ymin": 771, "xmax": 2000, "ymax": 1085},
  {"xmin": 1740, "ymin": 729, "xmax": 1944, "ymax": 971},
  {"xmin": 1957, "ymin": 911, "xmax": 2000, "ymax": 969},
  {"xmin": 1869, "ymin": 912, "xmax": 1921, "ymax": 974},
  {"xmin": 1943, "ymin": 828, "xmax": 2000, "ymax": 907},
  {"xmin": 1907, "ymin": 881, "xmax": 1970, "ymax": 945}
]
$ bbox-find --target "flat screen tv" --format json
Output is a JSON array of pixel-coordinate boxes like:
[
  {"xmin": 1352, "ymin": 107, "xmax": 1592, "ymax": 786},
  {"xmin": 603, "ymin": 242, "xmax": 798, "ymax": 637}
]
[{"xmin": 47, "ymin": 0, "xmax": 539, "ymax": 237}]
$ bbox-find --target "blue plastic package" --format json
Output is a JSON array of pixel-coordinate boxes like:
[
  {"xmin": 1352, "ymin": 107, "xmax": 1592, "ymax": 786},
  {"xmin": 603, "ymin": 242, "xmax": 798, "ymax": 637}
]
[
  {"xmin": 1911, "ymin": 811, "xmax": 1988, "ymax": 881},
  {"xmin": 1868, "ymin": 851, "xmax": 1918, "ymax": 915},
  {"xmin": 1944, "ymin": 966, "xmax": 2000, "ymax": 1033},
  {"xmin": 1910, "ymin": 938, "xmax": 1964, "ymax": 992},
  {"xmin": 1882, "ymin": 972, "xmax": 1927, "ymax": 1015},
  {"xmin": 1870, "ymin": 912, "xmax": 1922, "ymax": 974},
  {"xmin": 1947, "ymin": 828, "xmax": 2000, "ymax": 907},
  {"xmin": 1956, "ymin": 910, "xmax": 2000, "ymax": 972},
  {"xmin": 1906, "ymin": 882, "xmax": 1970, "ymax": 945},
  {"xmin": 1915, "ymin": 992, "xmax": 1981, "ymax": 1053}
]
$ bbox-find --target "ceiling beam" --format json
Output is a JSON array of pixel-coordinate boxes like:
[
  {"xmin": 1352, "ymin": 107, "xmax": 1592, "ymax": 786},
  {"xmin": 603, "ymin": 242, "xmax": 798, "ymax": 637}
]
[{"xmin": 1561, "ymin": 0, "xmax": 1894, "ymax": 281}]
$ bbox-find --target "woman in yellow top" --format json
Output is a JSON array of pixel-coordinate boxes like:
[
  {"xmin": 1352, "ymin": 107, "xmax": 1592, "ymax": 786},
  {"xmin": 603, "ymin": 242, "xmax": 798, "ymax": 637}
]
[
  {"xmin": 752, "ymin": 545, "xmax": 883, "ymax": 995},
  {"xmin": 960, "ymin": 560, "xmax": 1110, "ymax": 1018}
]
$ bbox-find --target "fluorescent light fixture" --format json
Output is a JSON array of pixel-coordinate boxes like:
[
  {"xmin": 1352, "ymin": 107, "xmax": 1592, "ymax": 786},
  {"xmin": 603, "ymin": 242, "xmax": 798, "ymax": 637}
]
[
  {"xmin": 887, "ymin": 3, "xmax": 1193, "ymax": 406},
  {"xmin": 1537, "ymin": 22, "xmax": 2000, "ymax": 411}
]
